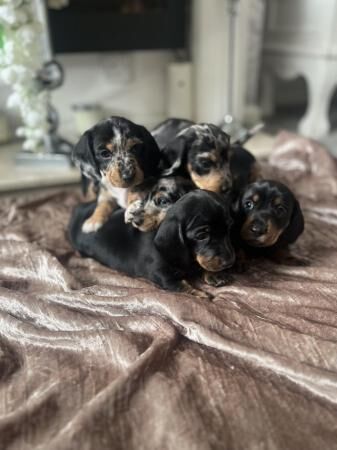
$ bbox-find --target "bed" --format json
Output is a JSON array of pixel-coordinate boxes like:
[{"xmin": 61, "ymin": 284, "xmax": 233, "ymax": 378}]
[{"xmin": 0, "ymin": 132, "xmax": 337, "ymax": 450}]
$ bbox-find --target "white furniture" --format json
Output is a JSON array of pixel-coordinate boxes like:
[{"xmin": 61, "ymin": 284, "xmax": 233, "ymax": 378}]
[
  {"xmin": 192, "ymin": 0, "xmax": 265, "ymax": 124},
  {"xmin": 262, "ymin": 0, "xmax": 337, "ymax": 138}
]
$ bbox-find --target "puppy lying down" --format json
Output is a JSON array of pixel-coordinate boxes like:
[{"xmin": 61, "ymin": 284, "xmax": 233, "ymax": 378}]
[{"xmin": 69, "ymin": 190, "xmax": 235, "ymax": 296}]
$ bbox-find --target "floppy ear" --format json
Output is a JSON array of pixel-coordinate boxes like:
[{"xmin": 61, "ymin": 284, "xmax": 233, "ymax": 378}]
[
  {"xmin": 138, "ymin": 125, "xmax": 161, "ymax": 177},
  {"xmin": 72, "ymin": 130, "xmax": 100, "ymax": 181},
  {"xmin": 160, "ymin": 137, "xmax": 187, "ymax": 176},
  {"xmin": 154, "ymin": 216, "xmax": 191, "ymax": 268},
  {"xmin": 282, "ymin": 199, "xmax": 305, "ymax": 244}
]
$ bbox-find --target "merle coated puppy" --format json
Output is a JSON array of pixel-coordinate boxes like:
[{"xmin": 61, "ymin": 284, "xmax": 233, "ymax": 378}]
[
  {"xmin": 159, "ymin": 123, "xmax": 259, "ymax": 196},
  {"xmin": 69, "ymin": 190, "xmax": 235, "ymax": 296},
  {"xmin": 160, "ymin": 123, "xmax": 232, "ymax": 193},
  {"xmin": 72, "ymin": 116, "xmax": 161, "ymax": 233},
  {"xmin": 125, "ymin": 176, "xmax": 195, "ymax": 232},
  {"xmin": 233, "ymin": 180, "xmax": 304, "ymax": 258}
]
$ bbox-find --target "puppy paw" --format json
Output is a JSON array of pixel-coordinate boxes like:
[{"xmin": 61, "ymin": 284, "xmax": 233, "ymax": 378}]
[
  {"xmin": 282, "ymin": 255, "xmax": 311, "ymax": 267},
  {"xmin": 203, "ymin": 271, "xmax": 233, "ymax": 287},
  {"xmin": 180, "ymin": 280, "xmax": 211, "ymax": 299},
  {"xmin": 190, "ymin": 288, "xmax": 211, "ymax": 299},
  {"xmin": 125, "ymin": 200, "xmax": 143, "ymax": 224},
  {"xmin": 82, "ymin": 217, "xmax": 104, "ymax": 233}
]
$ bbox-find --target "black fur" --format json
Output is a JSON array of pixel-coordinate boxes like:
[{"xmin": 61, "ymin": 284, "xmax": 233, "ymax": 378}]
[
  {"xmin": 151, "ymin": 118, "xmax": 195, "ymax": 151},
  {"xmin": 233, "ymin": 180, "xmax": 304, "ymax": 254},
  {"xmin": 68, "ymin": 190, "xmax": 235, "ymax": 292}
]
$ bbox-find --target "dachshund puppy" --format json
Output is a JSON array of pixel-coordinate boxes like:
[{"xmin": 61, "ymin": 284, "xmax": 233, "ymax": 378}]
[
  {"xmin": 233, "ymin": 180, "xmax": 304, "ymax": 263},
  {"xmin": 151, "ymin": 117, "xmax": 195, "ymax": 150},
  {"xmin": 159, "ymin": 123, "xmax": 259, "ymax": 195},
  {"xmin": 125, "ymin": 176, "xmax": 195, "ymax": 232},
  {"xmin": 72, "ymin": 116, "xmax": 161, "ymax": 233},
  {"xmin": 69, "ymin": 190, "xmax": 235, "ymax": 296},
  {"xmin": 161, "ymin": 123, "xmax": 232, "ymax": 193}
]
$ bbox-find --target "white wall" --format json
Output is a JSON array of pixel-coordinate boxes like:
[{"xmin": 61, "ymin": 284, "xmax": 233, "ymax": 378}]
[{"xmin": 0, "ymin": 50, "xmax": 172, "ymax": 141}]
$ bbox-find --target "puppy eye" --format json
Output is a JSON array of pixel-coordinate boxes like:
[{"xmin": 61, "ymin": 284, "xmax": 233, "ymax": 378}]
[
  {"xmin": 244, "ymin": 200, "xmax": 254, "ymax": 210},
  {"xmin": 100, "ymin": 150, "xmax": 111, "ymax": 159},
  {"xmin": 155, "ymin": 197, "xmax": 170, "ymax": 207},
  {"xmin": 195, "ymin": 227, "xmax": 210, "ymax": 240},
  {"xmin": 199, "ymin": 159, "xmax": 213, "ymax": 169},
  {"xmin": 275, "ymin": 205, "xmax": 286, "ymax": 215}
]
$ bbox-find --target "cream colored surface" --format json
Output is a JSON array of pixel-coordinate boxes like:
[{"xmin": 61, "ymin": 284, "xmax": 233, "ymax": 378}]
[
  {"xmin": 0, "ymin": 143, "xmax": 80, "ymax": 192},
  {"xmin": 244, "ymin": 132, "xmax": 276, "ymax": 158}
]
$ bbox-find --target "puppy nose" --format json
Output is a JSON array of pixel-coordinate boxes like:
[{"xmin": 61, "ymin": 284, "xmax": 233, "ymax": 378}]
[
  {"xmin": 121, "ymin": 169, "xmax": 135, "ymax": 183},
  {"xmin": 250, "ymin": 221, "xmax": 267, "ymax": 236}
]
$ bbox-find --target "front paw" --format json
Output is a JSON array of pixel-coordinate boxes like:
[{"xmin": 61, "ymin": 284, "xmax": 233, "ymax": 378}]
[
  {"xmin": 125, "ymin": 200, "xmax": 143, "ymax": 224},
  {"xmin": 180, "ymin": 280, "xmax": 211, "ymax": 299},
  {"xmin": 190, "ymin": 287, "xmax": 211, "ymax": 299},
  {"xmin": 203, "ymin": 271, "xmax": 233, "ymax": 287},
  {"xmin": 82, "ymin": 216, "xmax": 103, "ymax": 233},
  {"xmin": 281, "ymin": 255, "xmax": 311, "ymax": 267}
]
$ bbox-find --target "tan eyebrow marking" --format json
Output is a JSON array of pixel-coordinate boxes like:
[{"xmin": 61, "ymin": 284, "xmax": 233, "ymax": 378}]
[
  {"xmin": 125, "ymin": 137, "xmax": 142, "ymax": 150},
  {"xmin": 273, "ymin": 197, "xmax": 282, "ymax": 206}
]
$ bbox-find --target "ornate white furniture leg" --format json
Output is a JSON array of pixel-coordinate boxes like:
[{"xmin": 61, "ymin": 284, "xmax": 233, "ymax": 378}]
[
  {"xmin": 299, "ymin": 61, "xmax": 337, "ymax": 138},
  {"xmin": 262, "ymin": 0, "xmax": 337, "ymax": 139},
  {"xmin": 262, "ymin": 54, "xmax": 337, "ymax": 139}
]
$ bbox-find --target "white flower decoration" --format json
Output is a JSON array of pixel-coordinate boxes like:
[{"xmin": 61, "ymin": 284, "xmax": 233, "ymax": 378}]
[{"xmin": 0, "ymin": 0, "xmax": 49, "ymax": 151}]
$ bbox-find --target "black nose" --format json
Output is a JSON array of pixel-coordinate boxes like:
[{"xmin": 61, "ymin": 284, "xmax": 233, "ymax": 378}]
[
  {"xmin": 121, "ymin": 169, "xmax": 135, "ymax": 183},
  {"xmin": 250, "ymin": 220, "xmax": 267, "ymax": 236}
]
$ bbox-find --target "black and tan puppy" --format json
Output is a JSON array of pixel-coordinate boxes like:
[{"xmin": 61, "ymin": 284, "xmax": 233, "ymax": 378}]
[
  {"xmin": 72, "ymin": 116, "xmax": 161, "ymax": 233},
  {"xmin": 233, "ymin": 180, "xmax": 304, "ymax": 262},
  {"xmin": 125, "ymin": 176, "xmax": 195, "ymax": 232},
  {"xmin": 69, "ymin": 190, "xmax": 235, "ymax": 296}
]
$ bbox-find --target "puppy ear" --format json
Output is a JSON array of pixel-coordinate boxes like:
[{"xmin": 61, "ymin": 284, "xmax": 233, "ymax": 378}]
[
  {"xmin": 72, "ymin": 130, "xmax": 100, "ymax": 181},
  {"xmin": 161, "ymin": 137, "xmax": 187, "ymax": 176},
  {"xmin": 282, "ymin": 199, "xmax": 305, "ymax": 244},
  {"xmin": 138, "ymin": 125, "xmax": 161, "ymax": 177},
  {"xmin": 231, "ymin": 197, "xmax": 240, "ymax": 215},
  {"xmin": 154, "ymin": 216, "xmax": 190, "ymax": 268}
]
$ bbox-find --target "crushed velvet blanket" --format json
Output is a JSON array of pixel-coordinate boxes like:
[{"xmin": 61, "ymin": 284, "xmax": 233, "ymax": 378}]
[{"xmin": 0, "ymin": 132, "xmax": 337, "ymax": 450}]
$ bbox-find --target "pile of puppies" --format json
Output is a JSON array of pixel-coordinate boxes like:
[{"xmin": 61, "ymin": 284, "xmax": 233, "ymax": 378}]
[{"xmin": 69, "ymin": 116, "xmax": 304, "ymax": 298}]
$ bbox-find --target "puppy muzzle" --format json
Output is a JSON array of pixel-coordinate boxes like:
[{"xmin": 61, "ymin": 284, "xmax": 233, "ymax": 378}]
[{"xmin": 196, "ymin": 251, "xmax": 235, "ymax": 272}]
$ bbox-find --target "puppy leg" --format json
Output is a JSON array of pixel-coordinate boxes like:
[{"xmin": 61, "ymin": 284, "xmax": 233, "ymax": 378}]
[
  {"xmin": 234, "ymin": 248, "xmax": 249, "ymax": 273},
  {"xmin": 202, "ymin": 271, "xmax": 233, "ymax": 287},
  {"xmin": 82, "ymin": 190, "xmax": 117, "ymax": 233},
  {"xmin": 180, "ymin": 280, "xmax": 211, "ymax": 299}
]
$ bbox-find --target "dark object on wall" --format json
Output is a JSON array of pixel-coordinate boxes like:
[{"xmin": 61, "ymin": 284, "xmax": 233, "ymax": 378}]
[{"xmin": 48, "ymin": 0, "xmax": 187, "ymax": 53}]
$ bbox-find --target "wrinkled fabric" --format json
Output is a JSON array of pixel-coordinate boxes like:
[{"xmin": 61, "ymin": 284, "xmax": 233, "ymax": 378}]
[{"xmin": 0, "ymin": 134, "xmax": 337, "ymax": 450}]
